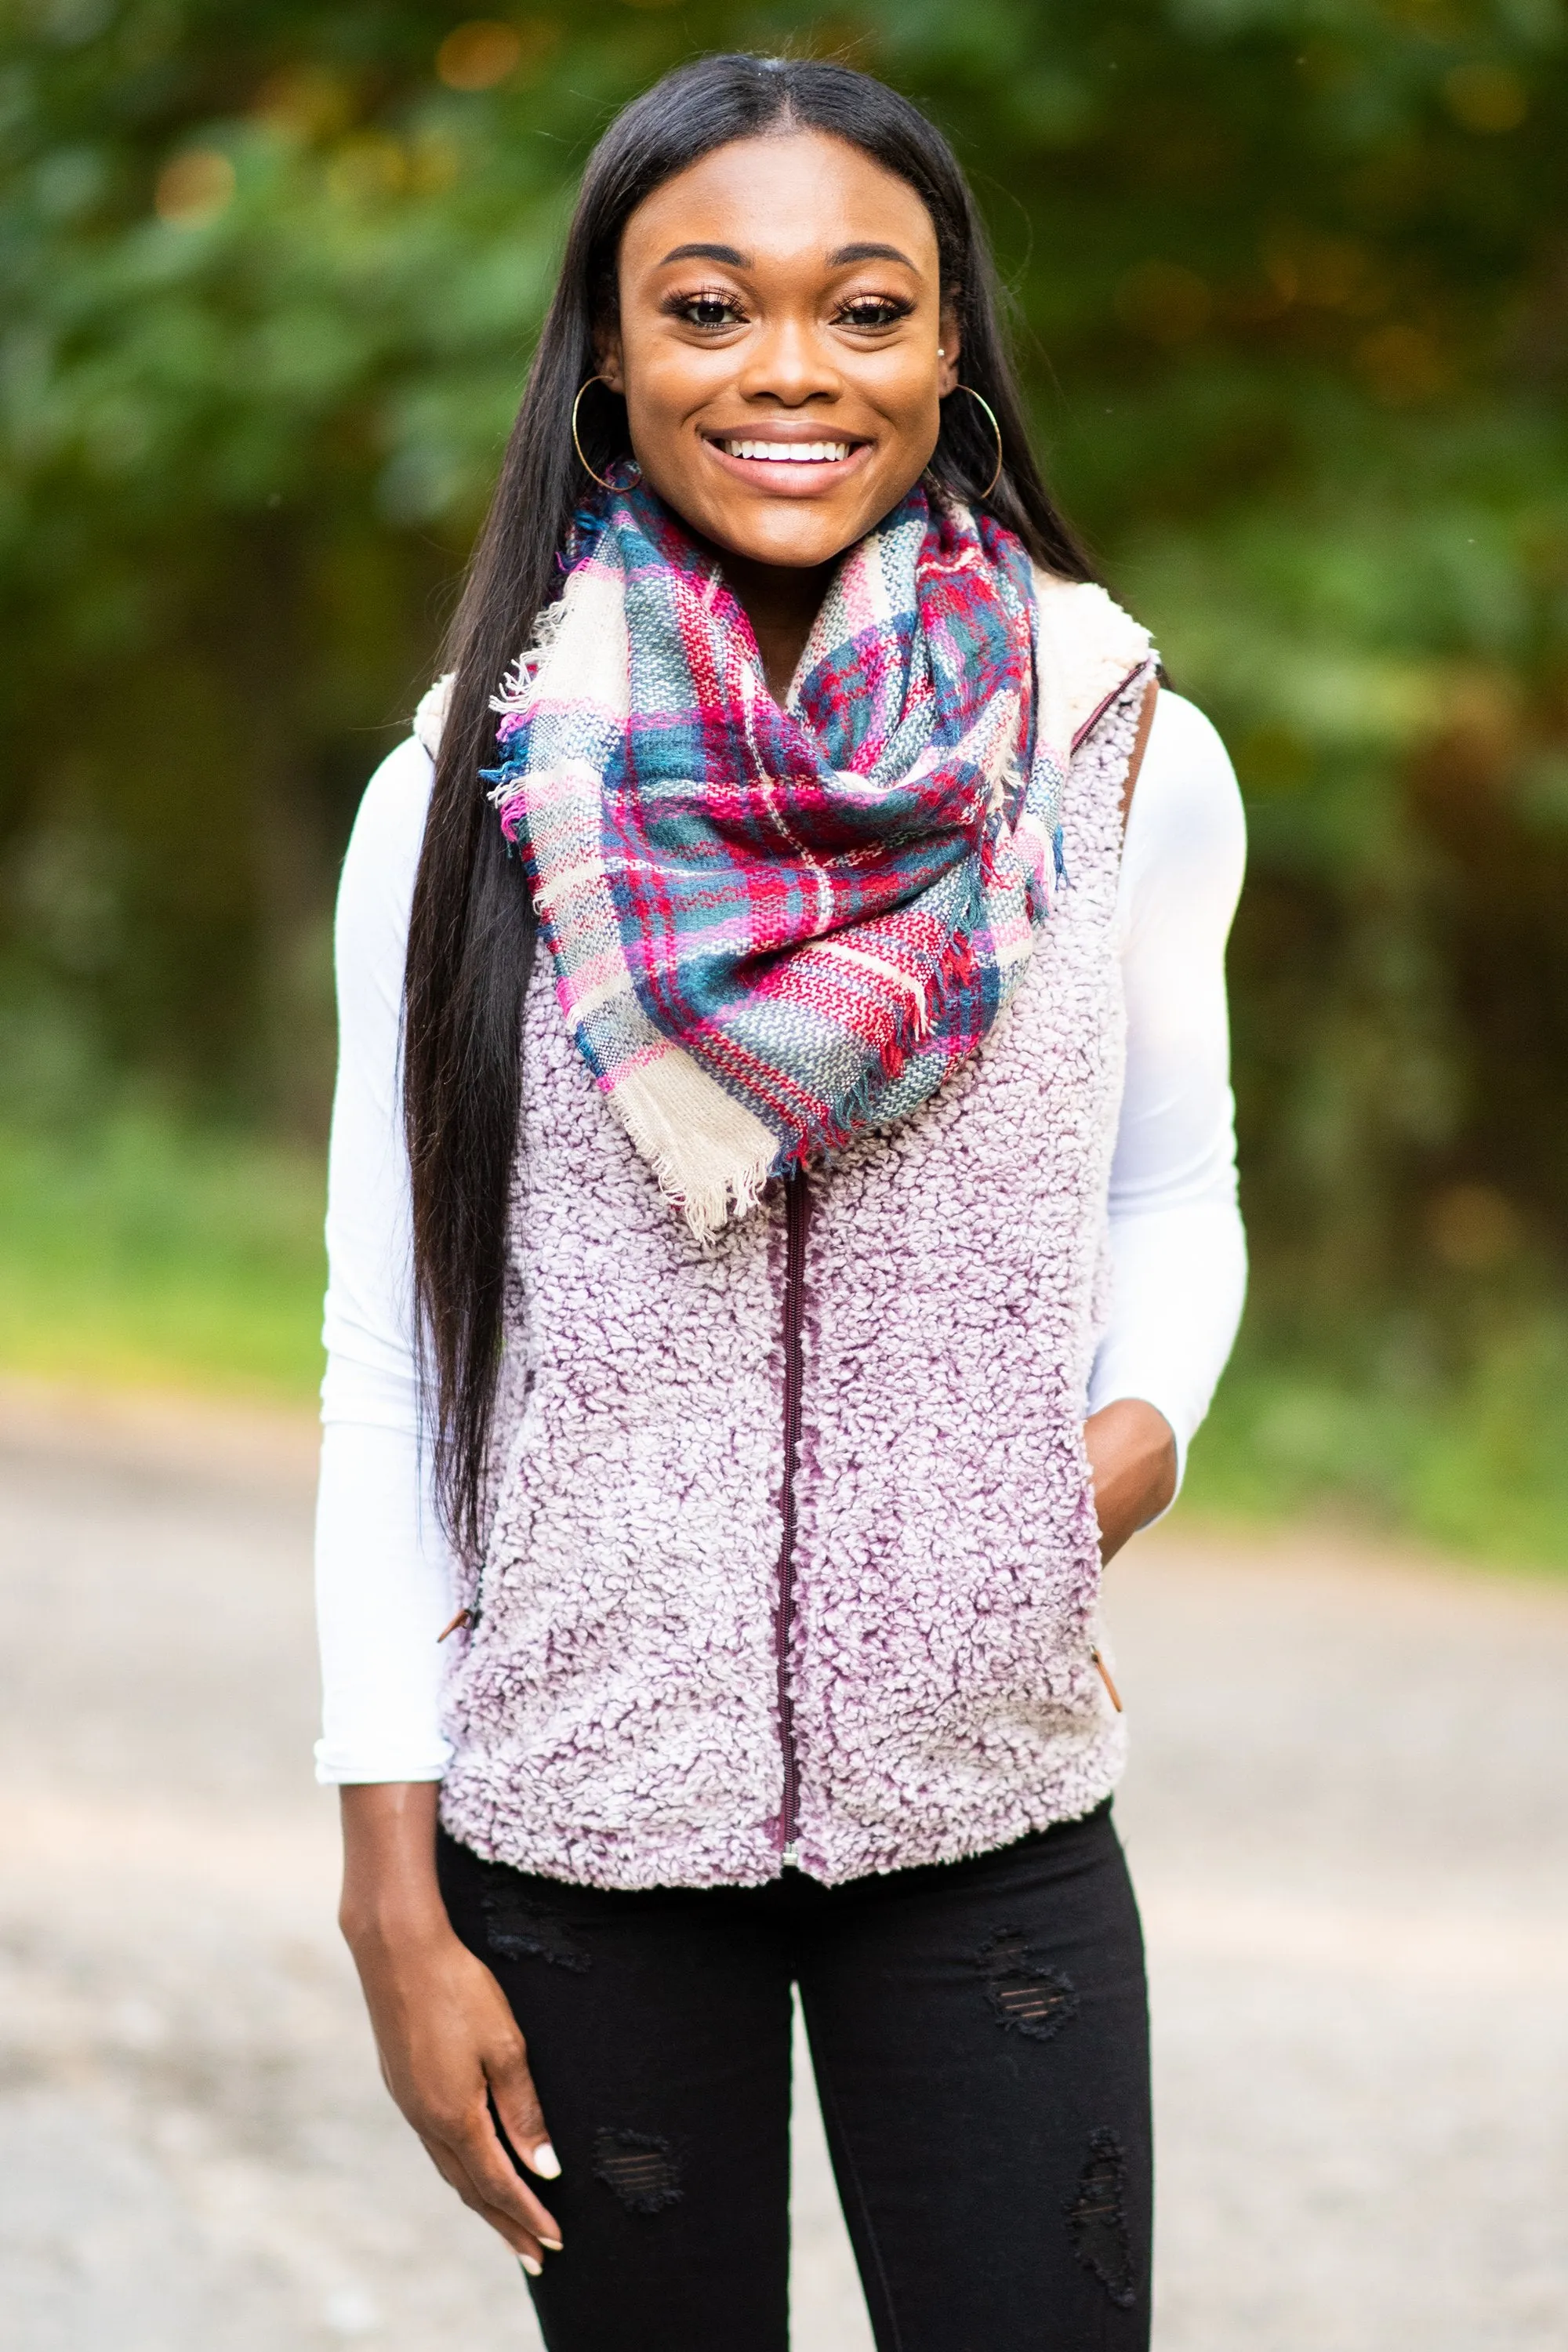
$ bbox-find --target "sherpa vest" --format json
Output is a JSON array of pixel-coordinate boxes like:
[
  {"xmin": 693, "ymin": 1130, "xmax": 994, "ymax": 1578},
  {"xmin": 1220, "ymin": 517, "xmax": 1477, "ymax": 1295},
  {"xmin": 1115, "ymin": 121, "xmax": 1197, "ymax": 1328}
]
[{"xmin": 435, "ymin": 652, "xmax": 1148, "ymax": 1890}]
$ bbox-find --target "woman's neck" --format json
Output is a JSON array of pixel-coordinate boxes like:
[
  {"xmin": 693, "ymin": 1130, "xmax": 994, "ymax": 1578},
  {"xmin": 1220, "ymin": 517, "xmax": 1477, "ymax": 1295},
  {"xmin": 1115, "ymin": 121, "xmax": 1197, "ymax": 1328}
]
[{"xmin": 715, "ymin": 550, "xmax": 837, "ymax": 704}]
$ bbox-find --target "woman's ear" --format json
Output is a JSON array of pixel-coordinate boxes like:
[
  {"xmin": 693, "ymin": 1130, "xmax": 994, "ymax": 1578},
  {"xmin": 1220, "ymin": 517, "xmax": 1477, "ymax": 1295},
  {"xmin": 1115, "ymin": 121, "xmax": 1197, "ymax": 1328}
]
[
  {"xmin": 596, "ymin": 332, "xmax": 626, "ymax": 396},
  {"xmin": 937, "ymin": 307, "xmax": 961, "ymax": 397}
]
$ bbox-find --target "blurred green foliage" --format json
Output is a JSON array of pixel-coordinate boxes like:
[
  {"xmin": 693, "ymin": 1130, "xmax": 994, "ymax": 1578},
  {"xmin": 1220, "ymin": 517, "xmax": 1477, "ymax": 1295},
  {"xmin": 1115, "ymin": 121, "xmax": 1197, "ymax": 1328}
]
[
  {"xmin": 1187, "ymin": 1314, "xmax": 1568, "ymax": 1563},
  {"xmin": 0, "ymin": 1112, "xmax": 325, "ymax": 1392},
  {"xmin": 2, "ymin": 0, "xmax": 1567, "ymax": 1548}
]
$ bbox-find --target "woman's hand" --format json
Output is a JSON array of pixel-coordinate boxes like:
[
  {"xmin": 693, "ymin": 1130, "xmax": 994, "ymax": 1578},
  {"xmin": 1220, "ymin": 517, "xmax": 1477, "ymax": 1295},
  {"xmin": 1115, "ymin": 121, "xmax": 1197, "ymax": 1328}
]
[
  {"xmin": 1083, "ymin": 1399, "xmax": 1177, "ymax": 1563},
  {"xmin": 338, "ymin": 1783, "xmax": 563, "ymax": 2274}
]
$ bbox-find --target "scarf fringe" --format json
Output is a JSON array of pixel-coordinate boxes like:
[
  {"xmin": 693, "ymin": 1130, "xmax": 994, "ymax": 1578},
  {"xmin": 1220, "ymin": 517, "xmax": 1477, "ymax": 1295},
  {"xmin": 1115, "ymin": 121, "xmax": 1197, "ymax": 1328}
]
[
  {"xmin": 606, "ymin": 1052, "xmax": 780, "ymax": 1243},
  {"xmin": 874, "ymin": 925, "xmax": 980, "ymax": 1086},
  {"xmin": 767, "ymin": 923, "xmax": 987, "ymax": 1173},
  {"xmin": 490, "ymin": 593, "xmax": 571, "ymax": 722}
]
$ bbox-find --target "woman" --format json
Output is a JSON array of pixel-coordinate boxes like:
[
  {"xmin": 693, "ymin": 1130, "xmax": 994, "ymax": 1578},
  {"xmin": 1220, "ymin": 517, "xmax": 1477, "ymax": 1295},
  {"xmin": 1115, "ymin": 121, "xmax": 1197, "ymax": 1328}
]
[{"xmin": 315, "ymin": 52, "xmax": 1246, "ymax": 2351}]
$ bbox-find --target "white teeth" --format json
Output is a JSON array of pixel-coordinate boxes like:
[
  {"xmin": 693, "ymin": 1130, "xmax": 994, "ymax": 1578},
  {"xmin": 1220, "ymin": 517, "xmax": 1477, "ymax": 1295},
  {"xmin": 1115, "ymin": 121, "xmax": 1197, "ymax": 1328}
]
[{"xmin": 720, "ymin": 440, "xmax": 851, "ymax": 463}]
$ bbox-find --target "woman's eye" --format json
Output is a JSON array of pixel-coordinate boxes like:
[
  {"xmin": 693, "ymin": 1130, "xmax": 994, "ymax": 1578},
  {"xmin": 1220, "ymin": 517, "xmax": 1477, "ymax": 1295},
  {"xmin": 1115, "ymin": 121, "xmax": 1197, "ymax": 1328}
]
[
  {"xmin": 838, "ymin": 297, "xmax": 909, "ymax": 330},
  {"xmin": 676, "ymin": 294, "xmax": 744, "ymax": 329}
]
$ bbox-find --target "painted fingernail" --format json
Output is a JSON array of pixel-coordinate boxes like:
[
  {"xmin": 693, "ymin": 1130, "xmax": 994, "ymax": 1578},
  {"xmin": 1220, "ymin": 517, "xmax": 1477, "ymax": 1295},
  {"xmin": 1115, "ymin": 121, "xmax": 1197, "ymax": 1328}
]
[
  {"xmin": 530, "ymin": 2141, "xmax": 561, "ymax": 2180},
  {"xmin": 519, "ymin": 2254, "xmax": 543, "ymax": 2278},
  {"xmin": 538, "ymin": 2236, "xmax": 563, "ymax": 2252}
]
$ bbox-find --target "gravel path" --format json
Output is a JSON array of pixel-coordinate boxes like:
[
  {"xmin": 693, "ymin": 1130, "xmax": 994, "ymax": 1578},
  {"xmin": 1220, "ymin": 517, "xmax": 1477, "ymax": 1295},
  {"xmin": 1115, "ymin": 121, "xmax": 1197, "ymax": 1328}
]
[{"xmin": 2, "ymin": 1392, "xmax": 1565, "ymax": 2349}]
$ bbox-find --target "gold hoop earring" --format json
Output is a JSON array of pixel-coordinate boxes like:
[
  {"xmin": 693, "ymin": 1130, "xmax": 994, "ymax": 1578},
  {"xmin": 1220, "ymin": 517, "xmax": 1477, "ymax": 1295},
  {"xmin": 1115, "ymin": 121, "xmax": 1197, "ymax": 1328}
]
[
  {"xmin": 942, "ymin": 382, "xmax": 1004, "ymax": 502},
  {"xmin": 572, "ymin": 376, "xmax": 617, "ymax": 492}
]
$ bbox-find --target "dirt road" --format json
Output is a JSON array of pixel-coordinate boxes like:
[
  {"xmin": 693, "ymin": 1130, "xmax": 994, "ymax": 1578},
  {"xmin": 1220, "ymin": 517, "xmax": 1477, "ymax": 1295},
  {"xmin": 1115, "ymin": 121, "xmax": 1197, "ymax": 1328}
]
[{"xmin": 3, "ymin": 1389, "xmax": 1566, "ymax": 2349}]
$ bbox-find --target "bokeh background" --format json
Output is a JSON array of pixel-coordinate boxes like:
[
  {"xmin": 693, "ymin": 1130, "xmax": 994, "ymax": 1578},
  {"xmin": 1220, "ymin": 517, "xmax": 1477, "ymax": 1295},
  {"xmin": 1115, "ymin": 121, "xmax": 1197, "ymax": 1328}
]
[{"xmin": 3, "ymin": 0, "xmax": 1566, "ymax": 1561}]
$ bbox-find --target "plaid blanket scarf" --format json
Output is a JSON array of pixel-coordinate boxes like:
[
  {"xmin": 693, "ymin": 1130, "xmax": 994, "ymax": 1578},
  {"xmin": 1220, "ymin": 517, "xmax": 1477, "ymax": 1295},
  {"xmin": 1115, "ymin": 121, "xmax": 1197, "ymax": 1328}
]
[{"xmin": 484, "ymin": 478, "xmax": 1150, "ymax": 1236}]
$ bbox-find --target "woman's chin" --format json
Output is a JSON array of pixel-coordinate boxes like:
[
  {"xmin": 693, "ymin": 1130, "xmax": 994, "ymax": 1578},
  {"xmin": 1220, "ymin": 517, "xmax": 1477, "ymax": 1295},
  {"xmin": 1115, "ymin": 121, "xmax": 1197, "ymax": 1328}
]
[{"xmin": 684, "ymin": 487, "xmax": 908, "ymax": 573}]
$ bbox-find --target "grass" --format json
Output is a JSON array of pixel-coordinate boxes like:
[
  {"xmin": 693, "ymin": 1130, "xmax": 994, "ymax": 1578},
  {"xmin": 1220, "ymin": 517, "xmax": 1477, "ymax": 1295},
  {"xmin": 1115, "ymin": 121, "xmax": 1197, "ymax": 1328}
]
[
  {"xmin": 0, "ymin": 1114, "xmax": 326, "ymax": 1402},
  {"xmin": 1183, "ymin": 1324, "xmax": 1568, "ymax": 1570},
  {"xmin": 2, "ymin": 1112, "xmax": 1564, "ymax": 1570}
]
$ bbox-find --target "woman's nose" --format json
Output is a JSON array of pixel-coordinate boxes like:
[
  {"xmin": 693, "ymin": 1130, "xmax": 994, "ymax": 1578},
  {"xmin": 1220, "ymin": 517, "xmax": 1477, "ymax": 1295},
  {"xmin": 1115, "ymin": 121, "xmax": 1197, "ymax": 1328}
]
[{"xmin": 735, "ymin": 317, "xmax": 842, "ymax": 406}]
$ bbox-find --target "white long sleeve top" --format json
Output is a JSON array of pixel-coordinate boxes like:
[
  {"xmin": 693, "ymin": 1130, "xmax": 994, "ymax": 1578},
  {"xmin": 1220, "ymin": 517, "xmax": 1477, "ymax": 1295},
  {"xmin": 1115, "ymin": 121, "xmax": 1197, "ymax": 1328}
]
[{"xmin": 313, "ymin": 688, "xmax": 1247, "ymax": 1783}]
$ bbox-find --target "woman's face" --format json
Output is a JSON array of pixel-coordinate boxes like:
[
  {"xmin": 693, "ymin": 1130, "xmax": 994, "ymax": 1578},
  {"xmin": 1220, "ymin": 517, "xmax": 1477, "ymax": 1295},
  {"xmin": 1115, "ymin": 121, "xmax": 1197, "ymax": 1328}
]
[{"xmin": 600, "ymin": 130, "xmax": 960, "ymax": 571}]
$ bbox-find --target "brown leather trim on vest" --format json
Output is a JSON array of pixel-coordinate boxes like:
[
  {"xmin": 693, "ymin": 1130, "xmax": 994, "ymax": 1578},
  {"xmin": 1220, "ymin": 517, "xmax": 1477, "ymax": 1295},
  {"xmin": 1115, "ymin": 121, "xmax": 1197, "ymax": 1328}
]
[{"xmin": 1118, "ymin": 677, "xmax": 1160, "ymax": 835}]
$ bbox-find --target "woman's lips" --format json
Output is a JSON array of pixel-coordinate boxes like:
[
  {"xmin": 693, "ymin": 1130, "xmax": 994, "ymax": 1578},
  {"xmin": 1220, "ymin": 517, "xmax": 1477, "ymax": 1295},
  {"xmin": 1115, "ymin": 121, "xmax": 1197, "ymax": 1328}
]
[{"xmin": 702, "ymin": 434, "xmax": 872, "ymax": 492}]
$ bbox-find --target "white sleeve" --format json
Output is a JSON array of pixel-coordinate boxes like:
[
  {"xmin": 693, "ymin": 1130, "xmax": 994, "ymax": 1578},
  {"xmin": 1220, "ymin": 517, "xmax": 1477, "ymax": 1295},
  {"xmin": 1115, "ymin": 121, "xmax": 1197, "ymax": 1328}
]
[
  {"xmin": 313, "ymin": 734, "xmax": 456, "ymax": 1784},
  {"xmin": 1087, "ymin": 689, "xmax": 1248, "ymax": 1498}
]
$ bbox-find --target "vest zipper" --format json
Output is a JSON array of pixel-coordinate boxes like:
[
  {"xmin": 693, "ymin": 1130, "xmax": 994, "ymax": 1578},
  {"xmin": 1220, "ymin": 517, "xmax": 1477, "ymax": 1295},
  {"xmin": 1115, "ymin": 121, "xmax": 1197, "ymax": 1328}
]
[{"xmin": 776, "ymin": 1167, "xmax": 811, "ymax": 1863}]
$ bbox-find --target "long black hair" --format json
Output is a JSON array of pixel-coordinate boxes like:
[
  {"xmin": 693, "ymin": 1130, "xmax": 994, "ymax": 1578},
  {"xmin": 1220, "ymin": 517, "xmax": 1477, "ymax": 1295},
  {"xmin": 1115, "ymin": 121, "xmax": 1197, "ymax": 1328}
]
[{"xmin": 405, "ymin": 52, "xmax": 1096, "ymax": 1554}]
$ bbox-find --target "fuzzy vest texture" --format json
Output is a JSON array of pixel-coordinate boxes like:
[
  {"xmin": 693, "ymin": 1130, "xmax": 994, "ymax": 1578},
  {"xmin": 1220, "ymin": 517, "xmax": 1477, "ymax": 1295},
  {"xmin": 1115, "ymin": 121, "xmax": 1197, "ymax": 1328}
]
[{"xmin": 435, "ymin": 661, "xmax": 1145, "ymax": 1890}]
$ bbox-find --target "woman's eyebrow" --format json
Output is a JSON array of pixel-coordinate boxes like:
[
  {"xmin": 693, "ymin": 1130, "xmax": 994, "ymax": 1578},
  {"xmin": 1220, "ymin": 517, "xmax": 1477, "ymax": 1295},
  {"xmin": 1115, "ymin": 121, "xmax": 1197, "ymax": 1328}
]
[
  {"xmin": 656, "ymin": 239, "xmax": 922, "ymax": 270},
  {"xmin": 829, "ymin": 241, "xmax": 919, "ymax": 269},
  {"xmin": 659, "ymin": 241, "xmax": 749, "ymax": 266}
]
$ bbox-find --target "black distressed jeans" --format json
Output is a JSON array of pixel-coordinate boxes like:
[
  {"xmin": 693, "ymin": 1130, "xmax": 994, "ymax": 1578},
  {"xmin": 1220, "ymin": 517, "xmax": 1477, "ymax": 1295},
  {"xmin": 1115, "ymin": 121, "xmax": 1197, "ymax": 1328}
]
[{"xmin": 437, "ymin": 1800, "xmax": 1150, "ymax": 2352}]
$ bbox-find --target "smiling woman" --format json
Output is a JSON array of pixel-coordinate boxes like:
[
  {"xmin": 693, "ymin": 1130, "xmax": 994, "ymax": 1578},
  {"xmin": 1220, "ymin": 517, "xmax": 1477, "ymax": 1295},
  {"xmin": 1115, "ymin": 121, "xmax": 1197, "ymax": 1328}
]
[
  {"xmin": 318, "ymin": 51, "xmax": 1246, "ymax": 2352},
  {"xmin": 594, "ymin": 136, "xmax": 963, "ymax": 695}
]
